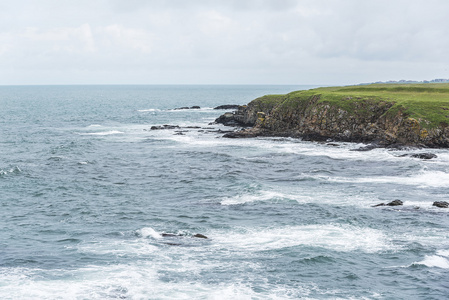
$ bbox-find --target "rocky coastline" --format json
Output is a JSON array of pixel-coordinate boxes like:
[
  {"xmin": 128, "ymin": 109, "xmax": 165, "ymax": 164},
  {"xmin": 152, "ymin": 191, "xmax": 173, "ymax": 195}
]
[{"xmin": 215, "ymin": 84, "xmax": 449, "ymax": 149}]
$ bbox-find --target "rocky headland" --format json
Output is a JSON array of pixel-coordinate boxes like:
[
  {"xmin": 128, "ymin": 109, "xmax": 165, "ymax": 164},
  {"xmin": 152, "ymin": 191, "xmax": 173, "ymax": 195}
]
[{"xmin": 215, "ymin": 83, "xmax": 449, "ymax": 148}]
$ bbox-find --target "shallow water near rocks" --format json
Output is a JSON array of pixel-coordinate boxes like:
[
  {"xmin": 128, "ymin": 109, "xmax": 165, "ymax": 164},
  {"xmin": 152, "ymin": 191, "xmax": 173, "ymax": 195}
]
[{"xmin": 1, "ymin": 85, "xmax": 449, "ymax": 299}]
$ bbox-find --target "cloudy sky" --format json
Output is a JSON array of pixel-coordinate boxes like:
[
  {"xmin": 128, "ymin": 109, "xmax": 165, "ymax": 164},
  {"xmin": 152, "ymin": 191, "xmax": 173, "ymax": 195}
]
[{"xmin": 1, "ymin": 0, "xmax": 448, "ymax": 85}]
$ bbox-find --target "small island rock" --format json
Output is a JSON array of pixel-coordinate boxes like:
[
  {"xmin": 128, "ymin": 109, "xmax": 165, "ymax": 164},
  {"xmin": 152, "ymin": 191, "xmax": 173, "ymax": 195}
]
[
  {"xmin": 433, "ymin": 201, "xmax": 449, "ymax": 208},
  {"xmin": 373, "ymin": 200, "xmax": 403, "ymax": 207}
]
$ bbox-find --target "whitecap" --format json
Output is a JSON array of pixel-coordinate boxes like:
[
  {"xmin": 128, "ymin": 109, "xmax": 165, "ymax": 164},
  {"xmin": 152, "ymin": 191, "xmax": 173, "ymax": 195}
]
[
  {"xmin": 82, "ymin": 130, "xmax": 124, "ymax": 136},
  {"xmin": 413, "ymin": 255, "xmax": 449, "ymax": 269},
  {"xmin": 437, "ymin": 249, "xmax": 449, "ymax": 257},
  {"xmin": 136, "ymin": 227, "xmax": 162, "ymax": 239},
  {"xmin": 0, "ymin": 166, "xmax": 22, "ymax": 176}
]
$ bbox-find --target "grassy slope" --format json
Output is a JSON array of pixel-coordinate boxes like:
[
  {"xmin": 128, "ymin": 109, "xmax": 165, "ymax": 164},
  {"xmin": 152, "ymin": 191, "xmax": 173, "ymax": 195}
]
[{"xmin": 263, "ymin": 83, "xmax": 449, "ymax": 128}]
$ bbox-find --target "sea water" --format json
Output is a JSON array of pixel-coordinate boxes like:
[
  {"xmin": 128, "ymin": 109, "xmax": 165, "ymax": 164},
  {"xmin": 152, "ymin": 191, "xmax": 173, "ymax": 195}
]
[{"xmin": 0, "ymin": 85, "xmax": 448, "ymax": 299}]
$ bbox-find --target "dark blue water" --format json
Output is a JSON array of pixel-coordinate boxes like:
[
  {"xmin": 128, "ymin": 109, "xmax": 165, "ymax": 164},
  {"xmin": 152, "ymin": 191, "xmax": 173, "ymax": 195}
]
[{"xmin": 1, "ymin": 85, "xmax": 449, "ymax": 299}]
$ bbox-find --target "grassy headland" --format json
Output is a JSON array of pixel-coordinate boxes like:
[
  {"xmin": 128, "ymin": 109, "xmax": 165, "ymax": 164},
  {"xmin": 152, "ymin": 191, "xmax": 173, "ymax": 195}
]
[
  {"xmin": 263, "ymin": 83, "xmax": 449, "ymax": 128},
  {"xmin": 222, "ymin": 83, "xmax": 449, "ymax": 147}
]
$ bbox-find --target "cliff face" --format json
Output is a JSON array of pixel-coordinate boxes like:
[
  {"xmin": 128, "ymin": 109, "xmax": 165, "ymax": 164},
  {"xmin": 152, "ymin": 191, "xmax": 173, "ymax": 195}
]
[{"xmin": 217, "ymin": 85, "xmax": 449, "ymax": 148}]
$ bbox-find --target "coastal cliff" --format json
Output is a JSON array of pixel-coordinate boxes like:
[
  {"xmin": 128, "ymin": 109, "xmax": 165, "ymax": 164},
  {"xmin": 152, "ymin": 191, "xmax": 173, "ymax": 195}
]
[{"xmin": 216, "ymin": 83, "xmax": 449, "ymax": 148}]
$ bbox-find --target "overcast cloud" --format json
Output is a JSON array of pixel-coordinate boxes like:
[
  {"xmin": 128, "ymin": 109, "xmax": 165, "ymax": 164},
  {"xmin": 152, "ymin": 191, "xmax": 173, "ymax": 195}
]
[{"xmin": 1, "ymin": 0, "xmax": 448, "ymax": 85}]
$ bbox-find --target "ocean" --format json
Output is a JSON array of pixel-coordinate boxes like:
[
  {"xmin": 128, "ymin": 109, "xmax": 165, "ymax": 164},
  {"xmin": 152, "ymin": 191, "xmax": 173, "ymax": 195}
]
[{"xmin": 0, "ymin": 85, "xmax": 448, "ymax": 299}]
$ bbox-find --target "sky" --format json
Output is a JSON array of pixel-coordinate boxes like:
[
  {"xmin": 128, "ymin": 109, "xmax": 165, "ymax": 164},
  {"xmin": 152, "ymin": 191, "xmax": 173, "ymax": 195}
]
[{"xmin": 1, "ymin": 0, "xmax": 448, "ymax": 85}]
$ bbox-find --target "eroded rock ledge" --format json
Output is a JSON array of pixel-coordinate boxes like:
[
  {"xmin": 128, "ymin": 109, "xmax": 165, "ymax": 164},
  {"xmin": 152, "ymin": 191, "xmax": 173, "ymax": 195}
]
[{"xmin": 215, "ymin": 84, "xmax": 449, "ymax": 148}]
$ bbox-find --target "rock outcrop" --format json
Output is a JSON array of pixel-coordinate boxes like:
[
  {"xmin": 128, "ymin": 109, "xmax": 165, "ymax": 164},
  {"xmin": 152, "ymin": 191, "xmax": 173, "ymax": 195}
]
[
  {"xmin": 373, "ymin": 200, "xmax": 404, "ymax": 207},
  {"xmin": 174, "ymin": 106, "xmax": 201, "ymax": 110},
  {"xmin": 215, "ymin": 84, "xmax": 449, "ymax": 148},
  {"xmin": 433, "ymin": 201, "xmax": 449, "ymax": 208},
  {"xmin": 214, "ymin": 105, "xmax": 240, "ymax": 110}
]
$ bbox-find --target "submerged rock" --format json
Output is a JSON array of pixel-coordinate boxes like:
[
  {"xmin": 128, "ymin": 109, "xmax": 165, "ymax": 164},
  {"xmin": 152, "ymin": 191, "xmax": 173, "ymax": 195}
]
[
  {"xmin": 150, "ymin": 125, "xmax": 181, "ymax": 130},
  {"xmin": 161, "ymin": 233, "xmax": 178, "ymax": 237},
  {"xmin": 351, "ymin": 144, "xmax": 380, "ymax": 152},
  {"xmin": 398, "ymin": 153, "xmax": 437, "ymax": 159},
  {"xmin": 193, "ymin": 234, "xmax": 208, "ymax": 239},
  {"xmin": 161, "ymin": 233, "xmax": 208, "ymax": 239},
  {"xmin": 433, "ymin": 201, "xmax": 449, "ymax": 208},
  {"xmin": 410, "ymin": 153, "xmax": 437, "ymax": 160}
]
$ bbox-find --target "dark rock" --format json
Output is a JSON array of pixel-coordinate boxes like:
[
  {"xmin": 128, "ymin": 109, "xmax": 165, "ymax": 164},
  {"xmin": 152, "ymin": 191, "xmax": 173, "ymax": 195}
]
[
  {"xmin": 373, "ymin": 200, "xmax": 403, "ymax": 207},
  {"xmin": 214, "ymin": 105, "xmax": 255, "ymax": 127},
  {"xmin": 222, "ymin": 132, "xmax": 240, "ymax": 138},
  {"xmin": 214, "ymin": 105, "xmax": 240, "ymax": 110},
  {"xmin": 410, "ymin": 153, "xmax": 437, "ymax": 160},
  {"xmin": 222, "ymin": 129, "xmax": 260, "ymax": 138},
  {"xmin": 193, "ymin": 234, "xmax": 208, "ymax": 239},
  {"xmin": 161, "ymin": 232, "xmax": 208, "ymax": 239},
  {"xmin": 386, "ymin": 143, "xmax": 412, "ymax": 150},
  {"xmin": 217, "ymin": 129, "xmax": 234, "ymax": 133},
  {"xmin": 386, "ymin": 200, "xmax": 403, "ymax": 206},
  {"xmin": 301, "ymin": 134, "xmax": 330, "ymax": 142},
  {"xmin": 173, "ymin": 106, "xmax": 201, "ymax": 110},
  {"xmin": 214, "ymin": 112, "xmax": 242, "ymax": 126},
  {"xmin": 150, "ymin": 125, "xmax": 180, "ymax": 130},
  {"xmin": 161, "ymin": 233, "xmax": 178, "ymax": 237},
  {"xmin": 433, "ymin": 201, "xmax": 449, "ymax": 208},
  {"xmin": 326, "ymin": 143, "xmax": 340, "ymax": 147},
  {"xmin": 185, "ymin": 126, "xmax": 201, "ymax": 129},
  {"xmin": 398, "ymin": 153, "xmax": 437, "ymax": 159},
  {"xmin": 351, "ymin": 144, "xmax": 379, "ymax": 151}
]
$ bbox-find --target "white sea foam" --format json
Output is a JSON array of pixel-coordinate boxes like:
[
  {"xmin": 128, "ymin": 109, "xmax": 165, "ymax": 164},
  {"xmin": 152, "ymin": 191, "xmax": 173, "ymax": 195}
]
[
  {"xmin": 0, "ymin": 264, "xmax": 307, "ymax": 300},
  {"xmin": 220, "ymin": 190, "xmax": 313, "ymax": 206},
  {"xmin": 0, "ymin": 166, "xmax": 22, "ymax": 176},
  {"xmin": 325, "ymin": 170, "xmax": 449, "ymax": 188},
  {"xmin": 219, "ymin": 189, "xmax": 379, "ymax": 208},
  {"xmin": 257, "ymin": 140, "xmax": 395, "ymax": 161},
  {"xmin": 213, "ymin": 224, "xmax": 395, "ymax": 253},
  {"xmin": 437, "ymin": 249, "xmax": 449, "ymax": 257},
  {"xmin": 77, "ymin": 239, "xmax": 159, "ymax": 256},
  {"xmin": 82, "ymin": 130, "xmax": 124, "ymax": 136},
  {"xmin": 413, "ymin": 255, "xmax": 449, "ymax": 269},
  {"xmin": 137, "ymin": 108, "xmax": 160, "ymax": 112}
]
